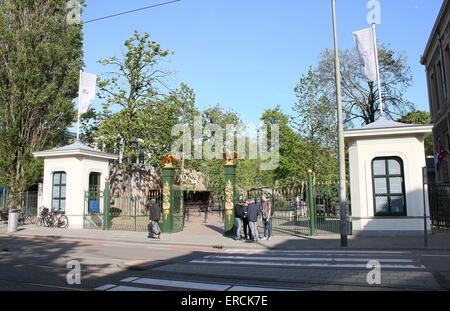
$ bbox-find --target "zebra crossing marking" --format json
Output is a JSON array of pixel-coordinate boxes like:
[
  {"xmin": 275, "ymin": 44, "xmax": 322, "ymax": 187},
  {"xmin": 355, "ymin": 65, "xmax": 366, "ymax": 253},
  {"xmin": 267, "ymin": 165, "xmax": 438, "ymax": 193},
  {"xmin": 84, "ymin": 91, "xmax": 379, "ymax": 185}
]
[
  {"xmin": 203, "ymin": 255, "xmax": 415, "ymax": 263},
  {"xmin": 95, "ymin": 277, "xmax": 305, "ymax": 291}
]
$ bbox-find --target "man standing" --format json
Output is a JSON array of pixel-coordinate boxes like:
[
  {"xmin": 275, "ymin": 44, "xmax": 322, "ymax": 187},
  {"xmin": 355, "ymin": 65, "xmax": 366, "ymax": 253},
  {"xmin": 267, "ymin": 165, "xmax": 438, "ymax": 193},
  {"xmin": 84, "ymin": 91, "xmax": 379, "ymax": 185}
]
[
  {"xmin": 247, "ymin": 199, "xmax": 259, "ymax": 242},
  {"xmin": 241, "ymin": 201, "xmax": 252, "ymax": 240},
  {"xmin": 234, "ymin": 200, "xmax": 244, "ymax": 240},
  {"xmin": 148, "ymin": 198, "xmax": 161, "ymax": 239},
  {"xmin": 261, "ymin": 195, "xmax": 272, "ymax": 240}
]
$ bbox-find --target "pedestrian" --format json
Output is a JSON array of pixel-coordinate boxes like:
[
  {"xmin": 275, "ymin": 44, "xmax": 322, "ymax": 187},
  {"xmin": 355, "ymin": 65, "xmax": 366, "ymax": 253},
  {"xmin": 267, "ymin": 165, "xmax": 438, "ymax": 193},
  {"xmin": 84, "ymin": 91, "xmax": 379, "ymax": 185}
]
[
  {"xmin": 234, "ymin": 200, "xmax": 244, "ymax": 240},
  {"xmin": 261, "ymin": 195, "xmax": 272, "ymax": 240},
  {"xmin": 241, "ymin": 201, "xmax": 252, "ymax": 240},
  {"xmin": 148, "ymin": 198, "xmax": 161, "ymax": 239},
  {"xmin": 246, "ymin": 198, "xmax": 259, "ymax": 242}
]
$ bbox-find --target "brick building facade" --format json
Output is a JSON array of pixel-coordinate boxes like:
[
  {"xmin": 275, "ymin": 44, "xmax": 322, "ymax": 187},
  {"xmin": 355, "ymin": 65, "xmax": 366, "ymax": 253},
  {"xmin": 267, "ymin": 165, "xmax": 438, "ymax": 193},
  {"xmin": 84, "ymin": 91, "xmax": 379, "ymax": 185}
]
[{"xmin": 421, "ymin": 0, "xmax": 450, "ymax": 183}]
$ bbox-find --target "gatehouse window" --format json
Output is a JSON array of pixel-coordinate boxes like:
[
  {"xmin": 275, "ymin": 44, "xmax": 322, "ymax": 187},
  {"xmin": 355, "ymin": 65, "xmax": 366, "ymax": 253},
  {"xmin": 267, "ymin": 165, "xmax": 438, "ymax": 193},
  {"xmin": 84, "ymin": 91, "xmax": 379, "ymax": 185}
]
[
  {"xmin": 372, "ymin": 157, "xmax": 406, "ymax": 216},
  {"xmin": 52, "ymin": 172, "xmax": 66, "ymax": 212},
  {"xmin": 89, "ymin": 172, "xmax": 101, "ymax": 192}
]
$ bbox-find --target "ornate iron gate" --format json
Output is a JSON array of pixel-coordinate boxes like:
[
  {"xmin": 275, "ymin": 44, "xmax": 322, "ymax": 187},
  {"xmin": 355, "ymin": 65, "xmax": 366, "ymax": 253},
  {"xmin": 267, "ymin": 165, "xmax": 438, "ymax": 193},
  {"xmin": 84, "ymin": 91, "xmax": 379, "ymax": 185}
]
[{"xmin": 243, "ymin": 181, "xmax": 352, "ymax": 237}]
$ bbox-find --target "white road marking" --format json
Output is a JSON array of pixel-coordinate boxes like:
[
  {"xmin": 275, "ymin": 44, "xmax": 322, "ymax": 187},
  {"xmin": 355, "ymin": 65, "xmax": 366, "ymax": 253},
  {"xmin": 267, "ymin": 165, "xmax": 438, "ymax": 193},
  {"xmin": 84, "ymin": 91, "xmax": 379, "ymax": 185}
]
[
  {"xmin": 95, "ymin": 284, "xmax": 117, "ymax": 291},
  {"xmin": 419, "ymin": 254, "xmax": 450, "ymax": 257},
  {"xmin": 203, "ymin": 255, "xmax": 414, "ymax": 263},
  {"xmin": 128, "ymin": 277, "xmax": 231, "ymax": 291},
  {"xmin": 224, "ymin": 249, "xmax": 410, "ymax": 254},
  {"xmin": 108, "ymin": 285, "xmax": 161, "ymax": 291},
  {"xmin": 120, "ymin": 277, "xmax": 140, "ymax": 282},
  {"xmin": 190, "ymin": 259, "xmax": 426, "ymax": 270},
  {"xmin": 227, "ymin": 286, "xmax": 298, "ymax": 291},
  {"xmin": 93, "ymin": 277, "xmax": 309, "ymax": 291}
]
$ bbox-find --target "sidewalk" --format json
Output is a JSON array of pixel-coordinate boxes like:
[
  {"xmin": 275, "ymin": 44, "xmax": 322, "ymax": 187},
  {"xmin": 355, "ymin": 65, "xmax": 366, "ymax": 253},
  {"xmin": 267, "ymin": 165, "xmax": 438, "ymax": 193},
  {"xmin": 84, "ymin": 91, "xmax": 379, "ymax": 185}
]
[{"xmin": 1, "ymin": 213, "xmax": 450, "ymax": 251}]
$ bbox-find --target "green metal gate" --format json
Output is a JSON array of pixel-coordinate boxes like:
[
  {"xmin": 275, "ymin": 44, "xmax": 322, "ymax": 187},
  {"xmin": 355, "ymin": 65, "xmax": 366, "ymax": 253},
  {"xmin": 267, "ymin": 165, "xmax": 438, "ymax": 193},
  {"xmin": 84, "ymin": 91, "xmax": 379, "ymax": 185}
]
[
  {"xmin": 172, "ymin": 189, "xmax": 184, "ymax": 233},
  {"xmin": 244, "ymin": 181, "xmax": 352, "ymax": 237},
  {"xmin": 83, "ymin": 188, "xmax": 162, "ymax": 232}
]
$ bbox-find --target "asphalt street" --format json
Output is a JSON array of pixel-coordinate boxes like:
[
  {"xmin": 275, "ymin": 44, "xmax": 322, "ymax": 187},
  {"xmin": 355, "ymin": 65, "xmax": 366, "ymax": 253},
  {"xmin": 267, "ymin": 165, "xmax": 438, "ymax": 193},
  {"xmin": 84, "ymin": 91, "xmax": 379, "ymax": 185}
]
[{"xmin": 1, "ymin": 233, "xmax": 450, "ymax": 291}]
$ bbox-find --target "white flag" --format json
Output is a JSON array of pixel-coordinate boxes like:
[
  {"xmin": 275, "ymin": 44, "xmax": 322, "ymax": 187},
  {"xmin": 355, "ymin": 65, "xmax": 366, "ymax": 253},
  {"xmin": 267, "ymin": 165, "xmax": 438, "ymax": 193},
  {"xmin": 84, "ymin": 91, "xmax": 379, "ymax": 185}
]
[
  {"xmin": 78, "ymin": 71, "xmax": 97, "ymax": 114},
  {"xmin": 352, "ymin": 27, "xmax": 378, "ymax": 82}
]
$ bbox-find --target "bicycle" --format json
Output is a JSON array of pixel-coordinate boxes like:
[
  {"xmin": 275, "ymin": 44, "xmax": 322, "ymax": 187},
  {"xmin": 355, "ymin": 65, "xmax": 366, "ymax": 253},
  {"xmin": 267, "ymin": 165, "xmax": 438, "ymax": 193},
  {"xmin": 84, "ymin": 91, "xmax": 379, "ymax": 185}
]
[
  {"xmin": 18, "ymin": 209, "xmax": 34, "ymax": 225},
  {"xmin": 36, "ymin": 207, "xmax": 69, "ymax": 228}
]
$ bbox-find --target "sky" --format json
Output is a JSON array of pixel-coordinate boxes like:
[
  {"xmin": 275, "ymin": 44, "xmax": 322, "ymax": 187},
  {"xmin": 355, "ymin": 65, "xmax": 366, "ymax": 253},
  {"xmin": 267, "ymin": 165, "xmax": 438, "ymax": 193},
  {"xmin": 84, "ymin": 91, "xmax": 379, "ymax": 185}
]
[{"xmin": 81, "ymin": 0, "xmax": 444, "ymax": 126}]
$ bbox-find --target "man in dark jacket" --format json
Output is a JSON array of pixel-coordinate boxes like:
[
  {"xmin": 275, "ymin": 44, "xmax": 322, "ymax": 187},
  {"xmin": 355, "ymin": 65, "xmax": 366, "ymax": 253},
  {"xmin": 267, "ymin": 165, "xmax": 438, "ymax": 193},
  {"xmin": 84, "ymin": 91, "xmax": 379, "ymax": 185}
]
[
  {"xmin": 234, "ymin": 201, "xmax": 244, "ymax": 240},
  {"xmin": 246, "ymin": 199, "xmax": 259, "ymax": 242},
  {"xmin": 241, "ymin": 202, "xmax": 252, "ymax": 240},
  {"xmin": 148, "ymin": 199, "xmax": 161, "ymax": 239}
]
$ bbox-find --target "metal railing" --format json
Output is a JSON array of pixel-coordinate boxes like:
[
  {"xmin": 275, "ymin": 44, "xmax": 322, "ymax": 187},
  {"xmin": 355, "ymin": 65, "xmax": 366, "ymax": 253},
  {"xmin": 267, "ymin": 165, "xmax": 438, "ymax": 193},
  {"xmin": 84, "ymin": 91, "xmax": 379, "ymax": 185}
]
[{"xmin": 428, "ymin": 183, "xmax": 450, "ymax": 230}]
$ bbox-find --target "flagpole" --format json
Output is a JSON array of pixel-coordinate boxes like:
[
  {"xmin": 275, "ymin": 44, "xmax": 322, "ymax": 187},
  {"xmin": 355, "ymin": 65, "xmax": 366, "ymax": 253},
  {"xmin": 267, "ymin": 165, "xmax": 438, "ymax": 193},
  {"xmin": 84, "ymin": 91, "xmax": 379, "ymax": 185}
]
[
  {"xmin": 76, "ymin": 70, "xmax": 82, "ymax": 141},
  {"xmin": 331, "ymin": 0, "xmax": 348, "ymax": 247},
  {"xmin": 372, "ymin": 23, "xmax": 385, "ymax": 118}
]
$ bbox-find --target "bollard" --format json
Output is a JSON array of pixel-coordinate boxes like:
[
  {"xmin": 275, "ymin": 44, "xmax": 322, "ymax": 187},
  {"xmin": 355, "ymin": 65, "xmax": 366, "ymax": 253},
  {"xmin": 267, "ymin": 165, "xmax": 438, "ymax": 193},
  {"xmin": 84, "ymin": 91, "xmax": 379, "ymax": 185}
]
[{"xmin": 8, "ymin": 210, "xmax": 19, "ymax": 233}]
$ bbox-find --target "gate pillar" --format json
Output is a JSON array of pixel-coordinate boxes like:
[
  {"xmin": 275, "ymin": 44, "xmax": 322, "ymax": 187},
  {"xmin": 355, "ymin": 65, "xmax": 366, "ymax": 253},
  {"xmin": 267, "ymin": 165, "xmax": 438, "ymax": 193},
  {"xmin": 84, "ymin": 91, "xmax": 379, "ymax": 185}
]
[
  {"xmin": 161, "ymin": 155, "xmax": 180, "ymax": 233},
  {"xmin": 223, "ymin": 152, "xmax": 238, "ymax": 236}
]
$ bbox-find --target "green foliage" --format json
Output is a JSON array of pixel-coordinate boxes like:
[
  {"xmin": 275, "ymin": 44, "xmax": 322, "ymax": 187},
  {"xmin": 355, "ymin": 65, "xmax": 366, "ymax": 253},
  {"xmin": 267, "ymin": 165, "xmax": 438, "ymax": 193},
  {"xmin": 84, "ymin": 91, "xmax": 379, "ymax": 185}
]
[
  {"xmin": 292, "ymin": 69, "xmax": 338, "ymax": 181},
  {"xmin": 397, "ymin": 110, "xmax": 430, "ymax": 125},
  {"xmin": 397, "ymin": 110, "xmax": 433, "ymax": 155},
  {"xmin": 0, "ymin": 0, "xmax": 84, "ymax": 202},
  {"xmin": 317, "ymin": 45, "xmax": 414, "ymax": 126},
  {"xmin": 259, "ymin": 106, "xmax": 306, "ymax": 187}
]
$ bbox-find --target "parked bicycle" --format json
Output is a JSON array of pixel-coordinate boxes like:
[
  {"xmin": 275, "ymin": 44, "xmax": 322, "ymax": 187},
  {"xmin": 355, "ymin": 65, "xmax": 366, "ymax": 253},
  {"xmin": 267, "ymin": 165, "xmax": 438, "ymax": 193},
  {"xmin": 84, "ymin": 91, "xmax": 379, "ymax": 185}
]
[
  {"xmin": 18, "ymin": 209, "xmax": 34, "ymax": 225},
  {"xmin": 36, "ymin": 207, "xmax": 69, "ymax": 228}
]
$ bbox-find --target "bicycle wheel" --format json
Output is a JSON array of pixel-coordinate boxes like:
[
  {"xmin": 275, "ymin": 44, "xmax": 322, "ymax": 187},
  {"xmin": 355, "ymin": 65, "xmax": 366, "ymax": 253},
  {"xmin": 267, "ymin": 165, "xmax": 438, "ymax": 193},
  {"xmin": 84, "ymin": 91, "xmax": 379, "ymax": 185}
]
[
  {"xmin": 35, "ymin": 216, "xmax": 44, "ymax": 227},
  {"xmin": 57, "ymin": 215, "xmax": 69, "ymax": 228},
  {"xmin": 25, "ymin": 214, "xmax": 33, "ymax": 225},
  {"xmin": 44, "ymin": 215, "xmax": 56, "ymax": 227}
]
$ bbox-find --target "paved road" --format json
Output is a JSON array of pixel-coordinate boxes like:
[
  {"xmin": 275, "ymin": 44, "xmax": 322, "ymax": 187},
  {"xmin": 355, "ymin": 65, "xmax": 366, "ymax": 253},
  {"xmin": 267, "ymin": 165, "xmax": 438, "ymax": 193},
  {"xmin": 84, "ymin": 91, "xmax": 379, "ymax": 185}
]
[{"xmin": 1, "ymin": 234, "xmax": 449, "ymax": 291}]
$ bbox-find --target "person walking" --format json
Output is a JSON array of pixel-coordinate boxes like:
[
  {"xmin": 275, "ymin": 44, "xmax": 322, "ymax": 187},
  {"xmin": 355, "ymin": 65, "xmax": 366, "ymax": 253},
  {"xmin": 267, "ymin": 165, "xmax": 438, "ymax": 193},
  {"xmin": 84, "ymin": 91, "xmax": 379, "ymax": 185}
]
[
  {"xmin": 261, "ymin": 195, "xmax": 272, "ymax": 240},
  {"xmin": 247, "ymin": 199, "xmax": 259, "ymax": 242},
  {"xmin": 234, "ymin": 200, "xmax": 244, "ymax": 240},
  {"xmin": 241, "ymin": 201, "xmax": 252, "ymax": 240},
  {"xmin": 148, "ymin": 198, "xmax": 161, "ymax": 239}
]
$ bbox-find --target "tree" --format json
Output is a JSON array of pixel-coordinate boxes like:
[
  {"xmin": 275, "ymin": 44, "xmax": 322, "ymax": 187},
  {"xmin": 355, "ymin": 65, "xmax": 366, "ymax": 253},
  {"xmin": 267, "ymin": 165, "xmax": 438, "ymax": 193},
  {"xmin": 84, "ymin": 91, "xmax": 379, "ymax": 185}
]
[
  {"xmin": 259, "ymin": 106, "xmax": 306, "ymax": 187},
  {"xmin": 292, "ymin": 69, "xmax": 338, "ymax": 181},
  {"xmin": 397, "ymin": 110, "xmax": 433, "ymax": 156},
  {"xmin": 0, "ymin": 0, "xmax": 84, "ymax": 204},
  {"xmin": 397, "ymin": 110, "xmax": 430, "ymax": 125},
  {"xmin": 317, "ymin": 45, "xmax": 414, "ymax": 126},
  {"xmin": 197, "ymin": 105, "xmax": 243, "ymax": 195},
  {"xmin": 91, "ymin": 31, "xmax": 201, "ymax": 193}
]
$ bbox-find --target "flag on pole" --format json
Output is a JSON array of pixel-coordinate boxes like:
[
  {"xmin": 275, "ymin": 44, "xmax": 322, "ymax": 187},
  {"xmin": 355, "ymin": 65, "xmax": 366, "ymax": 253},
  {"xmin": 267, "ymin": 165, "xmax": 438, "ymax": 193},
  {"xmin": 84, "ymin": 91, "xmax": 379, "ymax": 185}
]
[
  {"xmin": 78, "ymin": 71, "xmax": 97, "ymax": 114},
  {"xmin": 352, "ymin": 27, "xmax": 378, "ymax": 82}
]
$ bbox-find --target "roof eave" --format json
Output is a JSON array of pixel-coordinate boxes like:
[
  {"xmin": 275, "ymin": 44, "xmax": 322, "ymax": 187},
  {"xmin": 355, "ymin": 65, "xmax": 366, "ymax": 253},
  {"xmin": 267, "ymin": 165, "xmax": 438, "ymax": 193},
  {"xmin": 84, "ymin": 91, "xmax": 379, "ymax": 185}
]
[
  {"xmin": 421, "ymin": 0, "xmax": 449, "ymax": 64},
  {"xmin": 344, "ymin": 125, "xmax": 433, "ymax": 140},
  {"xmin": 33, "ymin": 149, "xmax": 119, "ymax": 160}
]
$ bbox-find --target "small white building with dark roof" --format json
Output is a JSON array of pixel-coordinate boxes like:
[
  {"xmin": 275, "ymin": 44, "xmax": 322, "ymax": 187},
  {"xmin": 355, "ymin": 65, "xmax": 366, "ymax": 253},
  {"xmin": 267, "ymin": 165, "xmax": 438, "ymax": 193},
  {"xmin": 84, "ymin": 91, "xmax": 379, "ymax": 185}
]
[
  {"xmin": 344, "ymin": 117, "xmax": 433, "ymax": 236},
  {"xmin": 33, "ymin": 141, "xmax": 118, "ymax": 228}
]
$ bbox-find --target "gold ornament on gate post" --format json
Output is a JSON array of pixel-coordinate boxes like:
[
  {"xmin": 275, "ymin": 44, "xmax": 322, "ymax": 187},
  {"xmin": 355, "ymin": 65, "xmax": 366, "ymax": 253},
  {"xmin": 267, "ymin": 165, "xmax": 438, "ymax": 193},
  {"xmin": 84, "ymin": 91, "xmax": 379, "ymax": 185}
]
[
  {"xmin": 222, "ymin": 150, "xmax": 239, "ymax": 166},
  {"xmin": 225, "ymin": 180, "xmax": 234, "ymax": 217},
  {"xmin": 162, "ymin": 182, "xmax": 170, "ymax": 217},
  {"xmin": 161, "ymin": 154, "xmax": 181, "ymax": 168}
]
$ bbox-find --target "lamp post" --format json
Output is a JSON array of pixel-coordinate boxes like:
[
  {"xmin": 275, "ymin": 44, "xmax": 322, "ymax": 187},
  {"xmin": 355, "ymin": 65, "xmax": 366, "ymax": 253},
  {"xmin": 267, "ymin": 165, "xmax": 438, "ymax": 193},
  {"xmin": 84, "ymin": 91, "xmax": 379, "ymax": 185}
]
[{"xmin": 331, "ymin": 0, "xmax": 348, "ymax": 247}]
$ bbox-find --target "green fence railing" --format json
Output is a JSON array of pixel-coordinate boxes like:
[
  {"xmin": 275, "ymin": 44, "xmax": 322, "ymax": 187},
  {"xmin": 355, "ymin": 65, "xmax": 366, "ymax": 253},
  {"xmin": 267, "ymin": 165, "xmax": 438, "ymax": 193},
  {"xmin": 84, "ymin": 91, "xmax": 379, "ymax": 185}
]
[
  {"xmin": 84, "ymin": 189, "xmax": 162, "ymax": 232},
  {"xmin": 245, "ymin": 180, "xmax": 352, "ymax": 237}
]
